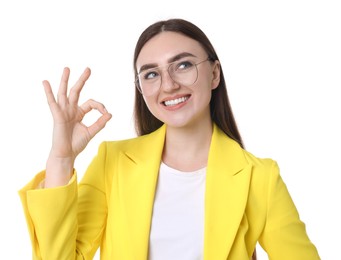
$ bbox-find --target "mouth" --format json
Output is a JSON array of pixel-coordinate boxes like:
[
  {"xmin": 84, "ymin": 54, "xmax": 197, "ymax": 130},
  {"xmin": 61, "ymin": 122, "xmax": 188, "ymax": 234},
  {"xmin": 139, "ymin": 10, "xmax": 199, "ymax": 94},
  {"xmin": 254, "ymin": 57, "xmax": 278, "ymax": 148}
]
[{"xmin": 162, "ymin": 95, "xmax": 190, "ymax": 107}]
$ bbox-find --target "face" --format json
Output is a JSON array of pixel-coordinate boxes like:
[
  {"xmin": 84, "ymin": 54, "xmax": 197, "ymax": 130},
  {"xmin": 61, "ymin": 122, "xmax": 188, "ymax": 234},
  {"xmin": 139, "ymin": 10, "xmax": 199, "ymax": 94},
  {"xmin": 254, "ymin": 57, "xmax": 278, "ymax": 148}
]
[{"xmin": 136, "ymin": 31, "xmax": 220, "ymax": 130}]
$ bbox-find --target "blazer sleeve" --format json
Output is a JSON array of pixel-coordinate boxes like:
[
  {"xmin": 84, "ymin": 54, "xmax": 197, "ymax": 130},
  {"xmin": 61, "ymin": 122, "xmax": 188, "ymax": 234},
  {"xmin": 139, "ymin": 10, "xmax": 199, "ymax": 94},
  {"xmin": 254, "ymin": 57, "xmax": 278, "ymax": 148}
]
[
  {"xmin": 258, "ymin": 161, "xmax": 320, "ymax": 259},
  {"xmin": 18, "ymin": 142, "xmax": 108, "ymax": 260}
]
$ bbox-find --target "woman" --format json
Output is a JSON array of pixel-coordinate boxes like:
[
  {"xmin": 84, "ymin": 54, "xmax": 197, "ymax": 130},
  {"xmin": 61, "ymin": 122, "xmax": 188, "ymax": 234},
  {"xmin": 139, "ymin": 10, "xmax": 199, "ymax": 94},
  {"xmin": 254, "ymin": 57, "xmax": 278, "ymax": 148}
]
[{"xmin": 19, "ymin": 18, "xmax": 320, "ymax": 259}]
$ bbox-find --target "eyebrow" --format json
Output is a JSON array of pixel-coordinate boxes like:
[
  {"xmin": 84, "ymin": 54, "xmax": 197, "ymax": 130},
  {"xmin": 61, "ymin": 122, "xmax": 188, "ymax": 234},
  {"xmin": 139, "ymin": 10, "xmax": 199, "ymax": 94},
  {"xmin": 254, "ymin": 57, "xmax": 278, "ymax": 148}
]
[{"xmin": 138, "ymin": 52, "xmax": 197, "ymax": 73}]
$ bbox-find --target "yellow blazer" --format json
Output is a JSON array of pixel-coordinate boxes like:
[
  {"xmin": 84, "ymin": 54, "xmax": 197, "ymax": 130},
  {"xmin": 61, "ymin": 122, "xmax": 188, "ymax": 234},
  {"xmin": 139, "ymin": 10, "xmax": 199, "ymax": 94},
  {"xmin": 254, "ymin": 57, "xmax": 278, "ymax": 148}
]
[{"xmin": 19, "ymin": 124, "xmax": 320, "ymax": 260}]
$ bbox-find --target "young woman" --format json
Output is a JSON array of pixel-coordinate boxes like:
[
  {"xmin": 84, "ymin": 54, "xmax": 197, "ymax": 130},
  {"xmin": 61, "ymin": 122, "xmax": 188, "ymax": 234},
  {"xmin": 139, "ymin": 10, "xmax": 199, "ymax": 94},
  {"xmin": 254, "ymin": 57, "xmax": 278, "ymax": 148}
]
[{"xmin": 19, "ymin": 18, "xmax": 320, "ymax": 259}]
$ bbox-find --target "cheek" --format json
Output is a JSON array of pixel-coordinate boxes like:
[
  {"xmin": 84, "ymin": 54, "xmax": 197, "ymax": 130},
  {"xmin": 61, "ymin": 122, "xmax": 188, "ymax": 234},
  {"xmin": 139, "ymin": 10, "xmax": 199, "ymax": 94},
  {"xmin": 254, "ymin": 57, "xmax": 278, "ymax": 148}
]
[
  {"xmin": 202, "ymin": 90, "xmax": 213, "ymax": 107},
  {"xmin": 196, "ymin": 83, "xmax": 214, "ymax": 109},
  {"xmin": 143, "ymin": 96, "xmax": 159, "ymax": 116},
  {"xmin": 197, "ymin": 79, "xmax": 214, "ymax": 99}
]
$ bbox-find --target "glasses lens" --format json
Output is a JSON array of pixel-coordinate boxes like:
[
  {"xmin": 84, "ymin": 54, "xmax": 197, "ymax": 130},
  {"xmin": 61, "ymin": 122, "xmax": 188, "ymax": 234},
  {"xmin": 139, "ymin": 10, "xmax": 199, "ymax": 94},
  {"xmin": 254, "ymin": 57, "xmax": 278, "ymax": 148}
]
[
  {"xmin": 169, "ymin": 60, "xmax": 198, "ymax": 87},
  {"xmin": 136, "ymin": 58, "xmax": 206, "ymax": 96},
  {"xmin": 137, "ymin": 69, "xmax": 161, "ymax": 96}
]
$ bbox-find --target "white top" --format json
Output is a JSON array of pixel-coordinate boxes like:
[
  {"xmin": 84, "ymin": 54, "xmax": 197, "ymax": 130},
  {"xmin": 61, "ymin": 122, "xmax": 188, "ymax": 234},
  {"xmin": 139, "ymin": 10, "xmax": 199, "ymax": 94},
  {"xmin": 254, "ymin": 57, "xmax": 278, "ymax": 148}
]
[{"xmin": 148, "ymin": 162, "xmax": 206, "ymax": 260}]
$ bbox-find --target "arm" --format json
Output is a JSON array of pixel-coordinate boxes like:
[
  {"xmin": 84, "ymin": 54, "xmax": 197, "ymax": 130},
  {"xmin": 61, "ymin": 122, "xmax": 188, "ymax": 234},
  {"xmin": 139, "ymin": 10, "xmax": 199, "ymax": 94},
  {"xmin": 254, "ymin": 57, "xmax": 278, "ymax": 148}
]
[
  {"xmin": 19, "ymin": 172, "xmax": 80, "ymax": 259},
  {"xmin": 19, "ymin": 68, "xmax": 112, "ymax": 259},
  {"xmin": 19, "ymin": 155, "xmax": 108, "ymax": 259},
  {"xmin": 258, "ymin": 161, "xmax": 320, "ymax": 259},
  {"xmin": 43, "ymin": 67, "xmax": 111, "ymax": 187}
]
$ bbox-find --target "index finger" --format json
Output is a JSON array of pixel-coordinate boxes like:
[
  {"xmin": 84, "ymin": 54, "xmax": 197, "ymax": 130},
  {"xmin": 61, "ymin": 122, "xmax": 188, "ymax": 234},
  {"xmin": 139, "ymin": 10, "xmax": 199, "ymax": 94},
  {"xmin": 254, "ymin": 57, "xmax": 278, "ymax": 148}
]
[{"xmin": 42, "ymin": 80, "xmax": 56, "ymax": 107}]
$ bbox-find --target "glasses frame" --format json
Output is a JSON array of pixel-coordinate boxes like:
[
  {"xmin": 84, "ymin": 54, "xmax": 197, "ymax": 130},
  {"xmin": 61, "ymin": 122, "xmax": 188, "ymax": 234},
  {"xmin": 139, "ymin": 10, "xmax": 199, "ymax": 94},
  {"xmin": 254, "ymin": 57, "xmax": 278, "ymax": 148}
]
[{"xmin": 135, "ymin": 57, "xmax": 212, "ymax": 96}]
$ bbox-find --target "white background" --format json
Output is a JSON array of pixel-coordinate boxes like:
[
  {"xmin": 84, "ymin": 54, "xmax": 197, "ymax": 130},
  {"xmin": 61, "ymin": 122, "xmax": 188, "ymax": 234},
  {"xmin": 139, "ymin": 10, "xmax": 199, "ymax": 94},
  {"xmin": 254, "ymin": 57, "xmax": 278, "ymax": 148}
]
[{"xmin": 1, "ymin": 0, "xmax": 340, "ymax": 259}]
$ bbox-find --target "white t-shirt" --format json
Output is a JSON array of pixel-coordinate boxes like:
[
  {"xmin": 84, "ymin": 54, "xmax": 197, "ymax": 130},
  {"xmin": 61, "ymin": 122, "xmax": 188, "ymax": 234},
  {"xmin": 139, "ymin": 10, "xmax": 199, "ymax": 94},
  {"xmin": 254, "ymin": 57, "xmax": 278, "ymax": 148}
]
[{"xmin": 148, "ymin": 162, "xmax": 206, "ymax": 260}]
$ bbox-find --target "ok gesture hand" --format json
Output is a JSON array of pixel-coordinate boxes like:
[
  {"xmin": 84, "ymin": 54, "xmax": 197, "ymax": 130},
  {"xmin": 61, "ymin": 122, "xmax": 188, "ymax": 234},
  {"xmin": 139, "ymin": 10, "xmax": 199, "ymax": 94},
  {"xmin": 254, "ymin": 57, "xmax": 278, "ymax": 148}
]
[{"xmin": 43, "ymin": 67, "xmax": 112, "ymax": 187}]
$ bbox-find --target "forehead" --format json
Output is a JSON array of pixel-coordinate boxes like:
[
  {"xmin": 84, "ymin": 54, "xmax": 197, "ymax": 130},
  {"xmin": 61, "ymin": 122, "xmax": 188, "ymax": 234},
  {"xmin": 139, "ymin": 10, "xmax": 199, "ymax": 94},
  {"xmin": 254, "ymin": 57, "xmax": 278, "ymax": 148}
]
[{"xmin": 136, "ymin": 31, "xmax": 207, "ymax": 67}]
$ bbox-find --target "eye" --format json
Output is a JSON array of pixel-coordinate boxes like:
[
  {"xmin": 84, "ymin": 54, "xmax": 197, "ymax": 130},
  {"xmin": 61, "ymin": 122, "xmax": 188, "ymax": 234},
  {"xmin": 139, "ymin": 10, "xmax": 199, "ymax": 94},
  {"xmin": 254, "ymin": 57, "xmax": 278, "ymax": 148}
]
[
  {"xmin": 142, "ymin": 70, "xmax": 160, "ymax": 80},
  {"xmin": 175, "ymin": 60, "xmax": 194, "ymax": 71}
]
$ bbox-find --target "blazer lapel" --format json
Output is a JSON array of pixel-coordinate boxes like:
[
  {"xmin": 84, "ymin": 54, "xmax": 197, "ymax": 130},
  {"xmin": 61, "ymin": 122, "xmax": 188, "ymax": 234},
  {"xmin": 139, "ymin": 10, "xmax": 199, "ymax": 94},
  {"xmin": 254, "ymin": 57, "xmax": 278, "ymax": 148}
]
[
  {"xmin": 204, "ymin": 124, "xmax": 252, "ymax": 259},
  {"xmin": 114, "ymin": 124, "xmax": 251, "ymax": 259},
  {"xmin": 117, "ymin": 125, "xmax": 166, "ymax": 260}
]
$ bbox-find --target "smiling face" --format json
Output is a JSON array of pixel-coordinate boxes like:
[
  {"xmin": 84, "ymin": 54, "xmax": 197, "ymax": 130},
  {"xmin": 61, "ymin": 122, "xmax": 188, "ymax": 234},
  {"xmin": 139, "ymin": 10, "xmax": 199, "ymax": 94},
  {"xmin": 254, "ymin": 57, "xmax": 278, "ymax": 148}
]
[{"xmin": 135, "ymin": 31, "xmax": 220, "ymax": 130}]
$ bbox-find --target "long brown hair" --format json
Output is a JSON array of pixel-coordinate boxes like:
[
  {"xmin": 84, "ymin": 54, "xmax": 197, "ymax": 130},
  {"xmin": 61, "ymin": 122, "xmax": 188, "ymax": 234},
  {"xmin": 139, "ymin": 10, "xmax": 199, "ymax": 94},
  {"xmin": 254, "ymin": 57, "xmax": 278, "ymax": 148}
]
[
  {"xmin": 133, "ymin": 18, "xmax": 244, "ymax": 148},
  {"xmin": 133, "ymin": 19, "xmax": 256, "ymax": 259}
]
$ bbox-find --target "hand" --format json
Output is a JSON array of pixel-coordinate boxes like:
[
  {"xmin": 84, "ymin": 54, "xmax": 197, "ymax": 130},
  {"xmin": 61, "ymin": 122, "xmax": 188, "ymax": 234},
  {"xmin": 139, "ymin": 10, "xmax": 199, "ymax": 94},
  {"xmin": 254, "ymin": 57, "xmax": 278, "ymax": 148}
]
[{"xmin": 43, "ymin": 67, "xmax": 112, "ymax": 186}]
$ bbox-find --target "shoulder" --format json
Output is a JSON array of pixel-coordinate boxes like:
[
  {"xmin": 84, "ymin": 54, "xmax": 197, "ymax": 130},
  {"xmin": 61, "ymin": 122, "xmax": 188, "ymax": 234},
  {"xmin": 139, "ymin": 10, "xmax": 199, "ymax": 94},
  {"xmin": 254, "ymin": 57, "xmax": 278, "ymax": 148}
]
[
  {"xmin": 243, "ymin": 149, "xmax": 278, "ymax": 172},
  {"xmin": 213, "ymin": 124, "xmax": 278, "ymax": 175},
  {"xmin": 240, "ymin": 149, "xmax": 284, "ymax": 201},
  {"xmin": 234, "ymin": 140, "xmax": 280, "ymax": 187}
]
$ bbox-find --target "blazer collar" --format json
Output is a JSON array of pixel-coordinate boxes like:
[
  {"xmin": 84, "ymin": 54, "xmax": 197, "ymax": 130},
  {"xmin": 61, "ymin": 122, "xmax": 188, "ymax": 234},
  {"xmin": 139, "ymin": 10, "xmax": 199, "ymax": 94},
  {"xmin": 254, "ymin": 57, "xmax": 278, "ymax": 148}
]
[{"xmin": 117, "ymin": 124, "xmax": 251, "ymax": 260}]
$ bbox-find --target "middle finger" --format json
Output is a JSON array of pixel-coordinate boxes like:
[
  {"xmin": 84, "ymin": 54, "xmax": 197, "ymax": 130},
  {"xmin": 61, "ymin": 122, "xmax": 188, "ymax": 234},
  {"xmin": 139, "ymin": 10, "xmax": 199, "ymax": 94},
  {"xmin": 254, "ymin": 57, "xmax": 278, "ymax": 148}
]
[{"xmin": 69, "ymin": 67, "xmax": 91, "ymax": 105}]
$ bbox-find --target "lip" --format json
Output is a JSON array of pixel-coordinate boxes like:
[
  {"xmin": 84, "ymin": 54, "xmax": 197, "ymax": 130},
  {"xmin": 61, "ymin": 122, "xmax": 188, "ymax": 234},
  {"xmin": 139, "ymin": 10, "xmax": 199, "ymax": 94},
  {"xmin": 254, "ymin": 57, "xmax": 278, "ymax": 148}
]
[{"xmin": 160, "ymin": 94, "xmax": 191, "ymax": 110}]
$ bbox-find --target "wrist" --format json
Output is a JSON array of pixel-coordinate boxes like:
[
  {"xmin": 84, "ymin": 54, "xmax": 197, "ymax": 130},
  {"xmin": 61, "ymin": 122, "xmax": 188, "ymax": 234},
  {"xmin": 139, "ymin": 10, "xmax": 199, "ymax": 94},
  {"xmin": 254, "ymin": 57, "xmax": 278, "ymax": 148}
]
[{"xmin": 45, "ymin": 156, "xmax": 75, "ymax": 188}]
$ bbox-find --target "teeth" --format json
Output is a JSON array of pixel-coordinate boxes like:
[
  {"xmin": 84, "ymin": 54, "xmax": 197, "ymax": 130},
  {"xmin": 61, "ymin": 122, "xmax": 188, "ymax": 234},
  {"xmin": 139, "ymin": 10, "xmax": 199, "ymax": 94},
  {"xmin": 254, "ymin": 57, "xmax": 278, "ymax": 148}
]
[{"xmin": 164, "ymin": 96, "xmax": 188, "ymax": 106}]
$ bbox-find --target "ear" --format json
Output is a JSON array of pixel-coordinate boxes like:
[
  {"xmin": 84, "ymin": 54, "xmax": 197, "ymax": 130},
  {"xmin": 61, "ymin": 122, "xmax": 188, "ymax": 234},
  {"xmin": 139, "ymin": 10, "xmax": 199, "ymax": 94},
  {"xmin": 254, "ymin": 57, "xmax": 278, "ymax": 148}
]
[{"xmin": 211, "ymin": 60, "xmax": 221, "ymax": 90}]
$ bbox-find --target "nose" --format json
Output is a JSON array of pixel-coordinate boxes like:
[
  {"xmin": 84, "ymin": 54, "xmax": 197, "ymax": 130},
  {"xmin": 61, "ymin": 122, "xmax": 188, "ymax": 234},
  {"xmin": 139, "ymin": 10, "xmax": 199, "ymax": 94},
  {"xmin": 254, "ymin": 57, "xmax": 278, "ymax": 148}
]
[{"xmin": 160, "ymin": 70, "xmax": 180, "ymax": 92}]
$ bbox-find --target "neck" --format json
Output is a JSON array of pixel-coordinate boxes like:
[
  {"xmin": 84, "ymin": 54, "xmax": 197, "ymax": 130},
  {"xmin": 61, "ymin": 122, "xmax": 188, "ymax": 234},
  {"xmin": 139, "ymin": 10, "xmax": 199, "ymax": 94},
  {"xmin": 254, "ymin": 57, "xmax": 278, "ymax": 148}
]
[{"xmin": 162, "ymin": 120, "xmax": 214, "ymax": 172}]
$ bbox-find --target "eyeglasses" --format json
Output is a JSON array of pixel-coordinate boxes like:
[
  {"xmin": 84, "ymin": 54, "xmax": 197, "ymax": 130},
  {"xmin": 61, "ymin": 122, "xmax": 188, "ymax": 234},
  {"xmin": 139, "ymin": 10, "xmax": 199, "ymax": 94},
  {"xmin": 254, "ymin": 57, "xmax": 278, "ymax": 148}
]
[{"xmin": 135, "ymin": 57, "xmax": 211, "ymax": 96}]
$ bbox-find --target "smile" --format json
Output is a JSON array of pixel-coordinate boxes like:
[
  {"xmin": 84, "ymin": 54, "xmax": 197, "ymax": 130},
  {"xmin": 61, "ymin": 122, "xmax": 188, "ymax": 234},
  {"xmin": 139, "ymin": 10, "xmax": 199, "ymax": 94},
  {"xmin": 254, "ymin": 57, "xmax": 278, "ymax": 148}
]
[{"xmin": 163, "ymin": 96, "xmax": 189, "ymax": 107}]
